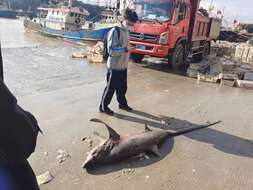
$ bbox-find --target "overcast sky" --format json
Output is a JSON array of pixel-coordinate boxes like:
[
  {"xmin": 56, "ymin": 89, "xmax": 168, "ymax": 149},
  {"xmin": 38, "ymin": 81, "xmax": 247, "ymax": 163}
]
[{"xmin": 200, "ymin": 0, "xmax": 253, "ymax": 23}]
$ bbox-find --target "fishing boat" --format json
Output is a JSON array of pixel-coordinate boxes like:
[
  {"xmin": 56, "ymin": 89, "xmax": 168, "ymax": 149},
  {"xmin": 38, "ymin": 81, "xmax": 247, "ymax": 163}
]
[
  {"xmin": 24, "ymin": 4, "xmax": 112, "ymax": 41},
  {"xmin": 0, "ymin": 2, "xmax": 17, "ymax": 19}
]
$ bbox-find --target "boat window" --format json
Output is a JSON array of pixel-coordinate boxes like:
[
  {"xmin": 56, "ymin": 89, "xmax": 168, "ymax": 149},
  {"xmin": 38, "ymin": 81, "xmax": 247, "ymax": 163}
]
[
  {"xmin": 57, "ymin": 11, "xmax": 59, "ymax": 15},
  {"xmin": 52, "ymin": 10, "xmax": 55, "ymax": 14},
  {"xmin": 70, "ymin": 12, "xmax": 74, "ymax": 17}
]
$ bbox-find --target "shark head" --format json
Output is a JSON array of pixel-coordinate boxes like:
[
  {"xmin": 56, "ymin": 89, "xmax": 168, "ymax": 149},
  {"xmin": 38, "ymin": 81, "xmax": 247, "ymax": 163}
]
[
  {"xmin": 82, "ymin": 139, "xmax": 115, "ymax": 168},
  {"xmin": 82, "ymin": 119, "xmax": 121, "ymax": 168}
]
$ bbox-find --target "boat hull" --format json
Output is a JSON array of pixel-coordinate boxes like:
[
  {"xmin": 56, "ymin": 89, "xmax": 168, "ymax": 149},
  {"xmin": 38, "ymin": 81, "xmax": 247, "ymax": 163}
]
[
  {"xmin": 0, "ymin": 10, "xmax": 17, "ymax": 19},
  {"xmin": 24, "ymin": 19, "xmax": 112, "ymax": 41}
]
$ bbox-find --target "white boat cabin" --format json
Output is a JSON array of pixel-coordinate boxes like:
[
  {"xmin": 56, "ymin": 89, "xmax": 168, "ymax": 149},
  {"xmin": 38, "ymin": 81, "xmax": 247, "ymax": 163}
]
[
  {"xmin": 100, "ymin": 8, "xmax": 118, "ymax": 24},
  {"xmin": 38, "ymin": 7, "xmax": 89, "ymax": 31}
]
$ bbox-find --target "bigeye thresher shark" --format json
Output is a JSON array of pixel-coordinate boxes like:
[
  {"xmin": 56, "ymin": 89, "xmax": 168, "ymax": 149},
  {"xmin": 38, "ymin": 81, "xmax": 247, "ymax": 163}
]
[{"xmin": 82, "ymin": 118, "xmax": 221, "ymax": 168}]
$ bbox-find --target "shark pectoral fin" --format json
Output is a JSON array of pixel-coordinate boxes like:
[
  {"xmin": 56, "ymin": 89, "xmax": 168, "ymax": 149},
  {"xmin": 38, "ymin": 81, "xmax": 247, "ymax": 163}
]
[
  {"xmin": 145, "ymin": 123, "xmax": 152, "ymax": 132},
  {"xmin": 150, "ymin": 145, "xmax": 162, "ymax": 157},
  {"xmin": 90, "ymin": 118, "xmax": 120, "ymax": 141}
]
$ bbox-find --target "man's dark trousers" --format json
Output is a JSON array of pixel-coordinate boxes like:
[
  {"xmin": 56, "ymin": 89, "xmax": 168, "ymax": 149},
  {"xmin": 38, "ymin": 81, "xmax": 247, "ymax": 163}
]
[{"xmin": 100, "ymin": 69, "xmax": 128, "ymax": 110}]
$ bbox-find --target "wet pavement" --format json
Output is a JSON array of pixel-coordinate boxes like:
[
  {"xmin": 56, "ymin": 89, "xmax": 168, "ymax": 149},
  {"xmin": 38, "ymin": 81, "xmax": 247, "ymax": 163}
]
[{"xmin": 1, "ymin": 18, "xmax": 253, "ymax": 190}]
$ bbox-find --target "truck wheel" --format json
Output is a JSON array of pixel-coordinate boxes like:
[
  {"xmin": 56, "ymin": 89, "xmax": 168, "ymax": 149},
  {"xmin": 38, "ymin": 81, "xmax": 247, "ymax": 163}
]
[
  {"xmin": 131, "ymin": 53, "xmax": 144, "ymax": 63},
  {"xmin": 170, "ymin": 43, "xmax": 186, "ymax": 70}
]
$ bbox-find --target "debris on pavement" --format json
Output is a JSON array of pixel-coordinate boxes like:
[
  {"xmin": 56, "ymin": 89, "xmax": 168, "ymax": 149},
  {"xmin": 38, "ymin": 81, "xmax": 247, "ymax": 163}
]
[
  {"xmin": 71, "ymin": 52, "xmax": 88, "ymax": 59},
  {"xmin": 188, "ymin": 39, "xmax": 253, "ymax": 90},
  {"xmin": 36, "ymin": 171, "xmax": 54, "ymax": 186},
  {"xmin": 244, "ymin": 72, "xmax": 253, "ymax": 81},
  {"xmin": 219, "ymin": 30, "xmax": 250, "ymax": 43},
  {"xmin": 88, "ymin": 42, "xmax": 104, "ymax": 55},
  {"xmin": 122, "ymin": 168, "xmax": 135, "ymax": 175},
  {"xmin": 44, "ymin": 151, "xmax": 48, "ymax": 156},
  {"xmin": 234, "ymin": 80, "xmax": 253, "ymax": 89},
  {"xmin": 87, "ymin": 42, "xmax": 104, "ymax": 63},
  {"xmin": 197, "ymin": 73, "xmax": 222, "ymax": 83},
  {"xmin": 82, "ymin": 136, "xmax": 93, "ymax": 147},
  {"xmin": 71, "ymin": 42, "xmax": 104, "ymax": 63},
  {"xmin": 87, "ymin": 53, "xmax": 104, "ymax": 63},
  {"xmin": 235, "ymin": 43, "xmax": 253, "ymax": 64},
  {"xmin": 56, "ymin": 149, "xmax": 71, "ymax": 164},
  {"xmin": 188, "ymin": 56, "xmax": 223, "ymax": 83},
  {"xmin": 213, "ymin": 41, "xmax": 237, "ymax": 58}
]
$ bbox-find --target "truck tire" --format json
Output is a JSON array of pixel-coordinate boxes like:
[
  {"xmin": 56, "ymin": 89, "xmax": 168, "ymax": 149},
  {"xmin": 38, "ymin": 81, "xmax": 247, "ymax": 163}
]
[
  {"xmin": 131, "ymin": 53, "xmax": 144, "ymax": 63},
  {"xmin": 170, "ymin": 43, "xmax": 186, "ymax": 70}
]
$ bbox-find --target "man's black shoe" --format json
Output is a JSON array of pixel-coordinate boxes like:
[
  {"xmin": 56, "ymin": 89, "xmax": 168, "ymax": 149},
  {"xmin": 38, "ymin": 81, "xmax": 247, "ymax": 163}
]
[
  {"xmin": 99, "ymin": 106, "xmax": 114, "ymax": 115},
  {"xmin": 119, "ymin": 105, "xmax": 133, "ymax": 112}
]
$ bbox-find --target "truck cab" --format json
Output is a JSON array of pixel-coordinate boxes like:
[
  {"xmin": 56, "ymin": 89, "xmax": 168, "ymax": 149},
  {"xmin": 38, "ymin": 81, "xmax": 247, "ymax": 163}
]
[{"xmin": 129, "ymin": 0, "xmax": 221, "ymax": 69}]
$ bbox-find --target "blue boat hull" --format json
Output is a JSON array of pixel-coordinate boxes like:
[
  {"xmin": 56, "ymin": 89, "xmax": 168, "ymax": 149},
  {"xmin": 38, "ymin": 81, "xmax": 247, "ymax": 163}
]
[
  {"xmin": 43, "ymin": 27, "xmax": 112, "ymax": 41},
  {"xmin": 0, "ymin": 10, "xmax": 17, "ymax": 19},
  {"xmin": 24, "ymin": 18, "xmax": 113, "ymax": 41}
]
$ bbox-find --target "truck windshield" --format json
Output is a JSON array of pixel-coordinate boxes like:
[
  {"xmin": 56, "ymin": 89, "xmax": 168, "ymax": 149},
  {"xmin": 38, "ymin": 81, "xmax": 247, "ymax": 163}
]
[{"xmin": 135, "ymin": 0, "xmax": 174, "ymax": 22}]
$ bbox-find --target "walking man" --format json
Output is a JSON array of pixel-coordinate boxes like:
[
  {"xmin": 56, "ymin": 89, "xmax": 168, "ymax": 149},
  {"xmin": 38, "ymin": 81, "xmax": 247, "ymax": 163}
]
[{"xmin": 100, "ymin": 8, "xmax": 138, "ymax": 115}]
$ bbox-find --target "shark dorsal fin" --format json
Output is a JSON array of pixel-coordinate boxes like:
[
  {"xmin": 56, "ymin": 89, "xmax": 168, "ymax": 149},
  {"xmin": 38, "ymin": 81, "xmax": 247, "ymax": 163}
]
[
  {"xmin": 90, "ymin": 118, "xmax": 120, "ymax": 141},
  {"xmin": 145, "ymin": 123, "xmax": 152, "ymax": 132}
]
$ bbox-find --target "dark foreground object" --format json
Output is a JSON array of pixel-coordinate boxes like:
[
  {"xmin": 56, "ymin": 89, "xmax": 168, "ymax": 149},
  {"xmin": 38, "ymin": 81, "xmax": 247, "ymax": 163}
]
[
  {"xmin": 0, "ymin": 160, "xmax": 39, "ymax": 190},
  {"xmin": 83, "ymin": 119, "xmax": 221, "ymax": 168},
  {"xmin": 0, "ymin": 45, "xmax": 40, "ymax": 189}
]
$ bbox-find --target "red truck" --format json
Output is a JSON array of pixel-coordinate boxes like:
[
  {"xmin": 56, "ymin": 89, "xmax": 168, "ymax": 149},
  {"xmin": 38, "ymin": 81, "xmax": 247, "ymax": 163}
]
[{"xmin": 129, "ymin": 0, "xmax": 221, "ymax": 70}]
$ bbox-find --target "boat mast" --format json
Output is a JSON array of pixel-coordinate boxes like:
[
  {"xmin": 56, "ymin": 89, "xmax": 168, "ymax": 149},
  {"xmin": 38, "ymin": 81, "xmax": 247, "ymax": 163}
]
[
  {"xmin": 208, "ymin": 0, "xmax": 214, "ymax": 14},
  {"xmin": 68, "ymin": 0, "xmax": 73, "ymax": 7},
  {"xmin": 119, "ymin": 0, "xmax": 126, "ymax": 15}
]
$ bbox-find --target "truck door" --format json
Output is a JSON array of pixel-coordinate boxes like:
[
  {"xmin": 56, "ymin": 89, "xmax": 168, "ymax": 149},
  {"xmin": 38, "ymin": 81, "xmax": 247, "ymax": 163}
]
[{"xmin": 171, "ymin": 0, "xmax": 190, "ymax": 44}]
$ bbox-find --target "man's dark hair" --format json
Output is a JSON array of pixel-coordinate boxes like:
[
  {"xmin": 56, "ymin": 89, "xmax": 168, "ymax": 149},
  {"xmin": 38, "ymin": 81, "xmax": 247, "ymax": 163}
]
[
  {"xmin": 0, "ymin": 43, "xmax": 3, "ymax": 81},
  {"xmin": 123, "ymin": 8, "xmax": 138, "ymax": 23}
]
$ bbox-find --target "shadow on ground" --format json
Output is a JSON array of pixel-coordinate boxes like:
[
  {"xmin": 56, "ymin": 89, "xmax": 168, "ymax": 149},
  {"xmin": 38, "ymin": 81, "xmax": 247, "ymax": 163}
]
[
  {"xmin": 114, "ymin": 110, "xmax": 253, "ymax": 159},
  {"xmin": 139, "ymin": 60, "xmax": 189, "ymax": 77}
]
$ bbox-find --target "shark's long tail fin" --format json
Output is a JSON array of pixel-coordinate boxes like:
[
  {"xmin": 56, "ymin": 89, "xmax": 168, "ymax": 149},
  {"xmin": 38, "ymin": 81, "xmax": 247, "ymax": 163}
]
[
  {"xmin": 90, "ymin": 118, "xmax": 120, "ymax": 140},
  {"xmin": 170, "ymin": 121, "xmax": 221, "ymax": 137}
]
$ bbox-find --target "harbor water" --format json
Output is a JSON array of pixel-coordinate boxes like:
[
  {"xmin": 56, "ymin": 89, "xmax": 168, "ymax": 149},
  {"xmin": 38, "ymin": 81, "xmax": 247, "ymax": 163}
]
[{"xmin": 0, "ymin": 18, "xmax": 106, "ymax": 97}]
